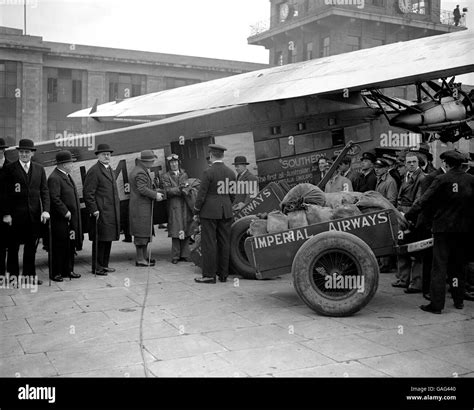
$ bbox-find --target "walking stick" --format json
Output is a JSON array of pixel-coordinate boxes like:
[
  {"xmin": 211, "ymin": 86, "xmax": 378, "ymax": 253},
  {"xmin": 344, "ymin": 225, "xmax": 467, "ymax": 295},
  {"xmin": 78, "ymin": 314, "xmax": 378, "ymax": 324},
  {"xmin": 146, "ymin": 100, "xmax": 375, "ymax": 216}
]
[
  {"xmin": 93, "ymin": 214, "xmax": 98, "ymax": 277},
  {"xmin": 48, "ymin": 219, "xmax": 52, "ymax": 287}
]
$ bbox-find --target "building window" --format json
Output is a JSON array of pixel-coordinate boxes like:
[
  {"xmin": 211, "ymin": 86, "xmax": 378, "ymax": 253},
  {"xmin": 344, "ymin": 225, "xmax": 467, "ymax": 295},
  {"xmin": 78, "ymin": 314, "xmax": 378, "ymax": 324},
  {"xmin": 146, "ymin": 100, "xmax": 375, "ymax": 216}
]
[
  {"xmin": 255, "ymin": 139, "xmax": 280, "ymax": 160},
  {"xmin": 288, "ymin": 42, "xmax": 297, "ymax": 63},
  {"xmin": 331, "ymin": 129, "xmax": 345, "ymax": 147},
  {"xmin": 321, "ymin": 36, "xmax": 330, "ymax": 57},
  {"xmin": 411, "ymin": 1, "xmax": 428, "ymax": 14},
  {"xmin": 347, "ymin": 35, "xmax": 361, "ymax": 52},
  {"xmin": 304, "ymin": 41, "xmax": 313, "ymax": 60},
  {"xmin": 109, "ymin": 82, "xmax": 119, "ymax": 101},
  {"xmin": 72, "ymin": 80, "xmax": 82, "ymax": 104},
  {"xmin": 132, "ymin": 84, "xmax": 141, "ymax": 97},
  {"xmin": 47, "ymin": 78, "xmax": 58, "ymax": 103},
  {"xmin": 0, "ymin": 61, "xmax": 17, "ymax": 99},
  {"xmin": 274, "ymin": 51, "xmax": 284, "ymax": 66}
]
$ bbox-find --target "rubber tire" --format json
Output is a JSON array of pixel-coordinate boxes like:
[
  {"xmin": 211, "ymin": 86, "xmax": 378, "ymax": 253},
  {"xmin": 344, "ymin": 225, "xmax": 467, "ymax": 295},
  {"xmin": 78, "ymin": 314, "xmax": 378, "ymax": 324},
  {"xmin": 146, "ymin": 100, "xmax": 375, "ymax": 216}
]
[
  {"xmin": 292, "ymin": 231, "xmax": 379, "ymax": 317},
  {"xmin": 230, "ymin": 215, "xmax": 259, "ymax": 279}
]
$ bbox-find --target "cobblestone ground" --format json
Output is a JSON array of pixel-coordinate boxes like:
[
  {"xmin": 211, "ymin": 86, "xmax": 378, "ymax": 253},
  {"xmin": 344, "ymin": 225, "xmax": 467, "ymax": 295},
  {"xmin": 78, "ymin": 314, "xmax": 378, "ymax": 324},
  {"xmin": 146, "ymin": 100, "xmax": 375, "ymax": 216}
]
[{"xmin": 1, "ymin": 229, "xmax": 473, "ymax": 377}]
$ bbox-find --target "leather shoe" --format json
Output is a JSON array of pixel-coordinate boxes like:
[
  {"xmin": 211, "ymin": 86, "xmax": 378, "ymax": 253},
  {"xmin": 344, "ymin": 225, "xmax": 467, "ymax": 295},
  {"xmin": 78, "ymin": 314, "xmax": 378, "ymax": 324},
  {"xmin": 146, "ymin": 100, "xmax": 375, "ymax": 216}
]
[
  {"xmin": 94, "ymin": 269, "xmax": 108, "ymax": 276},
  {"xmin": 179, "ymin": 257, "xmax": 190, "ymax": 262},
  {"xmin": 51, "ymin": 275, "xmax": 63, "ymax": 282},
  {"xmin": 217, "ymin": 274, "xmax": 227, "ymax": 283},
  {"xmin": 194, "ymin": 277, "xmax": 216, "ymax": 284},
  {"xmin": 136, "ymin": 261, "xmax": 155, "ymax": 267},
  {"xmin": 103, "ymin": 267, "xmax": 115, "ymax": 273},
  {"xmin": 423, "ymin": 293, "xmax": 431, "ymax": 301},
  {"xmin": 69, "ymin": 272, "xmax": 81, "ymax": 279},
  {"xmin": 454, "ymin": 302, "xmax": 464, "ymax": 309},
  {"xmin": 392, "ymin": 281, "xmax": 408, "ymax": 288},
  {"xmin": 404, "ymin": 288, "xmax": 422, "ymax": 294},
  {"xmin": 420, "ymin": 304, "xmax": 442, "ymax": 314}
]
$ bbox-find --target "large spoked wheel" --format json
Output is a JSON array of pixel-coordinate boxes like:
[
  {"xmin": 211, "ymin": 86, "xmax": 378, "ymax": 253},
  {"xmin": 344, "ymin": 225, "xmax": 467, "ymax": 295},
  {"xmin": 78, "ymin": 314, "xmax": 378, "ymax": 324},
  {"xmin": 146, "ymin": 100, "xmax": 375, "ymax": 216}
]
[
  {"xmin": 230, "ymin": 215, "xmax": 258, "ymax": 279},
  {"xmin": 292, "ymin": 231, "xmax": 379, "ymax": 317}
]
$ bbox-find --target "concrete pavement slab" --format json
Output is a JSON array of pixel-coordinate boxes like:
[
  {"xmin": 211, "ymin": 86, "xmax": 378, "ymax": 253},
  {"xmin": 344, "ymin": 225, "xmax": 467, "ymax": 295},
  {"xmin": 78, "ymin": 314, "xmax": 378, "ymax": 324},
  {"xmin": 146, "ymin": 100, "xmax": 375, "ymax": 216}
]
[
  {"xmin": 143, "ymin": 334, "xmax": 228, "ymax": 361},
  {"xmin": 103, "ymin": 306, "xmax": 176, "ymax": 325},
  {"xmin": 62, "ymin": 364, "xmax": 147, "ymax": 378},
  {"xmin": 273, "ymin": 361, "xmax": 388, "ymax": 377},
  {"xmin": 217, "ymin": 343, "xmax": 335, "ymax": 376},
  {"xmin": 0, "ymin": 319, "xmax": 32, "ymax": 337},
  {"xmin": 422, "ymin": 342, "xmax": 474, "ymax": 371},
  {"xmin": 26, "ymin": 311, "xmax": 112, "ymax": 333},
  {"xmin": 417, "ymin": 319, "xmax": 474, "ymax": 343},
  {"xmin": 359, "ymin": 350, "xmax": 471, "ymax": 377},
  {"xmin": 2, "ymin": 299, "xmax": 85, "ymax": 320},
  {"xmin": 75, "ymin": 296, "xmax": 140, "ymax": 312},
  {"xmin": 301, "ymin": 334, "xmax": 398, "ymax": 362},
  {"xmin": 206, "ymin": 324, "xmax": 306, "ymax": 351},
  {"xmin": 278, "ymin": 318, "xmax": 364, "ymax": 339},
  {"xmin": 332, "ymin": 311, "xmax": 419, "ymax": 331},
  {"xmin": 0, "ymin": 295, "xmax": 15, "ymax": 307},
  {"xmin": 234, "ymin": 306, "xmax": 314, "ymax": 326},
  {"xmin": 0, "ymin": 353, "xmax": 57, "ymax": 377},
  {"xmin": 163, "ymin": 299, "xmax": 237, "ymax": 318},
  {"xmin": 165, "ymin": 312, "xmax": 257, "ymax": 334},
  {"xmin": 0, "ymin": 336, "xmax": 25, "ymax": 358}
]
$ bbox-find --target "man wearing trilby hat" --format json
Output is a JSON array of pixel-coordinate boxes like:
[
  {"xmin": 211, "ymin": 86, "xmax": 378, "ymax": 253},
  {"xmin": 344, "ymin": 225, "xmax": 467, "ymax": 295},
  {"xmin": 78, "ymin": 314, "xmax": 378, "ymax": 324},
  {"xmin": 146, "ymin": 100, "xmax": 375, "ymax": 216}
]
[
  {"xmin": 129, "ymin": 150, "xmax": 165, "ymax": 266},
  {"xmin": 83, "ymin": 143, "xmax": 120, "ymax": 275},
  {"xmin": 0, "ymin": 137, "xmax": 12, "ymax": 276},
  {"xmin": 2, "ymin": 139, "xmax": 50, "ymax": 284},
  {"xmin": 48, "ymin": 150, "xmax": 83, "ymax": 282}
]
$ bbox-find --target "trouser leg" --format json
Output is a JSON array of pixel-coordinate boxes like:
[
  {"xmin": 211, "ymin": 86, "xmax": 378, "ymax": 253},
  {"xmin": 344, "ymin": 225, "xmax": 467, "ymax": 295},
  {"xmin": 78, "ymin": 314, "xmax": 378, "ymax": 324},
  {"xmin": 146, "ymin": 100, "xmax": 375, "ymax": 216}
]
[
  {"xmin": 171, "ymin": 238, "xmax": 180, "ymax": 260},
  {"xmin": 409, "ymin": 255, "xmax": 423, "ymax": 290},
  {"xmin": 52, "ymin": 232, "xmax": 67, "ymax": 278},
  {"xmin": 7, "ymin": 240, "xmax": 20, "ymax": 276},
  {"xmin": 422, "ymin": 248, "xmax": 432, "ymax": 294},
  {"xmin": 200, "ymin": 218, "xmax": 217, "ymax": 278},
  {"xmin": 396, "ymin": 255, "xmax": 411, "ymax": 285},
  {"xmin": 0, "ymin": 245, "xmax": 6, "ymax": 276},
  {"xmin": 216, "ymin": 218, "xmax": 232, "ymax": 278},
  {"xmin": 180, "ymin": 237, "xmax": 190, "ymax": 258},
  {"xmin": 100, "ymin": 241, "xmax": 112, "ymax": 268},
  {"xmin": 23, "ymin": 236, "xmax": 38, "ymax": 276},
  {"xmin": 449, "ymin": 233, "xmax": 468, "ymax": 306},
  {"xmin": 431, "ymin": 233, "xmax": 449, "ymax": 310}
]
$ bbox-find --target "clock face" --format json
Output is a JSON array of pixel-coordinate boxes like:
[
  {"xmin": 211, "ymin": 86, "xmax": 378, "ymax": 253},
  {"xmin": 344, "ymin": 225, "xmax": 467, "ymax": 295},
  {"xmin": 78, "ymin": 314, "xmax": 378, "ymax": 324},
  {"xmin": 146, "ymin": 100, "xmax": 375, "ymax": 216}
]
[
  {"xmin": 398, "ymin": 0, "xmax": 411, "ymax": 13},
  {"xmin": 279, "ymin": 3, "xmax": 290, "ymax": 21}
]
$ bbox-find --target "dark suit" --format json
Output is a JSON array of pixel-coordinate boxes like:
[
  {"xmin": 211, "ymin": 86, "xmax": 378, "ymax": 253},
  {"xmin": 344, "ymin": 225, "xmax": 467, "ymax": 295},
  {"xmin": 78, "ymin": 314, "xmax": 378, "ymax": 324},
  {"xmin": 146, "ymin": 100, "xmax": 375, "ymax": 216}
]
[
  {"xmin": 406, "ymin": 169, "xmax": 474, "ymax": 310},
  {"xmin": 352, "ymin": 169, "xmax": 377, "ymax": 192},
  {"xmin": 194, "ymin": 162, "xmax": 236, "ymax": 279},
  {"xmin": 83, "ymin": 162, "xmax": 120, "ymax": 270},
  {"xmin": 48, "ymin": 168, "xmax": 83, "ymax": 278},
  {"xmin": 3, "ymin": 160, "xmax": 50, "ymax": 276},
  {"xmin": 0, "ymin": 158, "xmax": 11, "ymax": 275},
  {"xmin": 312, "ymin": 170, "xmax": 327, "ymax": 187},
  {"xmin": 233, "ymin": 169, "xmax": 258, "ymax": 206}
]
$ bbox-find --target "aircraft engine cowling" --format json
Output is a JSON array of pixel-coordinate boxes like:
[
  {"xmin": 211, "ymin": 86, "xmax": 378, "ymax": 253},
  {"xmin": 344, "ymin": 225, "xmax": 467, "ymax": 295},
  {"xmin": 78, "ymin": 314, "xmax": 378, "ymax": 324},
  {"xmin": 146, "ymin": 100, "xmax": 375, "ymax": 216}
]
[{"xmin": 391, "ymin": 97, "xmax": 467, "ymax": 128}]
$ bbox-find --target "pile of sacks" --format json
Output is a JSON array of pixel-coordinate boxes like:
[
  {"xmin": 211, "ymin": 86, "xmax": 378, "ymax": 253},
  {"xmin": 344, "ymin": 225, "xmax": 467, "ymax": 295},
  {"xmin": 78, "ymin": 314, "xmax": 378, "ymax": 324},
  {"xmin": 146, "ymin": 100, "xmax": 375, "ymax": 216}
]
[{"xmin": 248, "ymin": 183, "xmax": 407, "ymax": 235}]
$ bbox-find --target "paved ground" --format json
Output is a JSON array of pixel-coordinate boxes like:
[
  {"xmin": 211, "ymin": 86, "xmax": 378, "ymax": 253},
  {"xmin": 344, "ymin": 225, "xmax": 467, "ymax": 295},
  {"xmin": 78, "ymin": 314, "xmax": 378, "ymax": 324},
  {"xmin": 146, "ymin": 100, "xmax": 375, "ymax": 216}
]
[{"xmin": 1, "ymin": 230, "xmax": 473, "ymax": 378}]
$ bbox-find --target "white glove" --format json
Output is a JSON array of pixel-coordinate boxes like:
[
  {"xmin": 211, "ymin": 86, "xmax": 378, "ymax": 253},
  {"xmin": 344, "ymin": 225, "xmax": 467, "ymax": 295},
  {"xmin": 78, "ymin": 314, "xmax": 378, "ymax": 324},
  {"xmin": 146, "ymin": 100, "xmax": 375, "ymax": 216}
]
[
  {"xmin": 93, "ymin": 211, "xmax": 100, "ymax": 219},
  {"xmin": 156, "ymin": 192, "xmax": 164, "ymax": 201},
  {"xmin": 3, "ymin": 215, "xmax": 12, "ymax": 226},
  {"xmin": 65, "ymin": 211, "xmax": 72, "ymax": 220},
  {"xmin": 41, "ymin": 211, "xmax": 50, "ymax": 224}
]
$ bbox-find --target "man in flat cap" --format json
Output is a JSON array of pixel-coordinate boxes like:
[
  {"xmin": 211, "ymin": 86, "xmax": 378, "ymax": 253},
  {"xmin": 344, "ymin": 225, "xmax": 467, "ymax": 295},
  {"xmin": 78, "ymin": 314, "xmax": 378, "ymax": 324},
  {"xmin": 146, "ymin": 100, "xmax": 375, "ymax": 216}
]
[
  {"xmin": 193, "ymin": 144, "xmax": 236, "ymax": 283},
  {"xmin": 406, "ymin": 149, "xmax": 474, "ymax": 314},
  {"xmin": 0, "ymin": 138, "xmax": 11, "ymax": 276},
  {"xmin": 232, "ymin": 156, "xmax": 258, "ymax": 211},
  {"xmin": 48, "ymin": 150, "xmax": 83, "ymax": 282},
  {"xmin": 352, "ymin": 152, "xmax": 377, "ymax": 192},
  {"xmin": 2, "ymin": 139, "xmax": 50, "ymax": 284},
  {"xmin": 374, "ymin": 158, "xmax": 398, "ymax": 206},
  {"xmin": 83, "ymin": 144, "xmax": 120, "ymax": 275}
]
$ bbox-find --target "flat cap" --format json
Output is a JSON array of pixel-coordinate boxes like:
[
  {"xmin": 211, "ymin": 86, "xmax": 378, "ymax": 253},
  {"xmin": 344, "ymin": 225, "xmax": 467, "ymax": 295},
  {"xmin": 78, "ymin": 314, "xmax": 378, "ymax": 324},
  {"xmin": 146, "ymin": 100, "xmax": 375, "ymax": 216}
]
[
  {"xmin": 208, "ymin": 144, "xmax": 227, "ymax": 152},
  {"xmin": 361, "ymin": 152, "xmax": 376, "ymax": 163},
  {"xmin": 440, "ymin": 149, "xmax": 469, "ymax": 164}
]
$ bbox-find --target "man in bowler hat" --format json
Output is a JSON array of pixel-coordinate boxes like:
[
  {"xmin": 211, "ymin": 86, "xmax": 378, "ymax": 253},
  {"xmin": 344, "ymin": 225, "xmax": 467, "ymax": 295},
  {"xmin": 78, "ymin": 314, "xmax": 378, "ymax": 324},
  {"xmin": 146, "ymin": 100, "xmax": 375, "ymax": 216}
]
[
  {"xmin": 406, "ymin": 150, "xmax": 474, "ymax": 314},
  {"xmin": 0, "ymin": 138, "xmax": 12, "ymax": 275},
  {"xmin": 48, "ymin": 150, "xmax": 83, "ymax": 282},
  {"xmin": 83, "ymin": 144, "xmax": 120, "ymax": 275},
  {"xmin": 2, "ymin": 139, "xmax": 50, "ymax": 284},
  {"xmin": 193, "ymin": 144, "xmax": 236, "ymax": 283},
  {"xmin": 232, "ymin": 155, "xmax": 258, "ymax": 211}
]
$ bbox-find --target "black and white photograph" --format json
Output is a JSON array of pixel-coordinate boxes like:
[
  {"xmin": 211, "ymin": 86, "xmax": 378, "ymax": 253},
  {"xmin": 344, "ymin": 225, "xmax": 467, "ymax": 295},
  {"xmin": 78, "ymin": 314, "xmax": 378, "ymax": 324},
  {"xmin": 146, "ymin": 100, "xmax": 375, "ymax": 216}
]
[{"xmin": 0, "ymin": 0, "xmax": 473, "ymax": 408}]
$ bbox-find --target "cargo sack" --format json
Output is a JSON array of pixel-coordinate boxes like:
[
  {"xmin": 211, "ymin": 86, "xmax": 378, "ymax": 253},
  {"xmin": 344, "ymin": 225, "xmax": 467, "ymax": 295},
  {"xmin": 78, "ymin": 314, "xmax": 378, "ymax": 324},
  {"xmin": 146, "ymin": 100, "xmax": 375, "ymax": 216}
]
[
  {"xmin": 356, "ymin": 190, "xmax": 408, "ymax": 230},
  {"xmin": 267, "ymin": 210, "xmax": 289, "ymax": 233},
  {"xmin": 281, "ymin": 183, "xmax": 325, "ymax": 213},
  {"xmin": 332, "ymin": 204, "xmax": 362, "ymax": 220},
  {"xmin": 324, "ymin": 192, "xmax": 363, "ymax": 209},
  {"xmin": 305, "ymin": 204, "xmax": 335, "ymax": 225},
  {"xmin": 248, "ymin": 219, "xmax": 268, "ymax": 236},
  {"xmin": 288, "ymin": 210, "xmax": 309, "ymax": 229}
]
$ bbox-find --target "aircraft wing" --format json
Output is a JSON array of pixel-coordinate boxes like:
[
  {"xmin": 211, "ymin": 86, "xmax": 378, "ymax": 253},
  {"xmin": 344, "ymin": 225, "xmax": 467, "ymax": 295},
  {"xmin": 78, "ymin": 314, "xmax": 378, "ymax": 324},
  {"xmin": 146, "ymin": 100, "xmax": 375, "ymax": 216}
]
[{"xmin": 69, "ymin": 29, "xmax": 474, "ymax": 119}]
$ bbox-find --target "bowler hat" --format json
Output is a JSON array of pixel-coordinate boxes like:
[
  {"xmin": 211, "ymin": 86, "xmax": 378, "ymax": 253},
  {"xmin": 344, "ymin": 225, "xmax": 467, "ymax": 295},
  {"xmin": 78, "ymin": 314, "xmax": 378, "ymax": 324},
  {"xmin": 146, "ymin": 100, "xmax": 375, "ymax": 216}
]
[
  {"xmin": 440, "ymin": 149, "xmax": 469, "ymax": 165},
  {"xmin": 232, "ymin": 156, "xmax": 249, "ymax": 165},
  {"xmin": 208, "ymin": 144, "xmax": 227, "ymax": 153},
  {"xmin": 361, "ymin": 152, "xmax": 376, "ymax": 163},
  {"xmin": 55, "ymin": 150, "xmax": 76, "ymax": 165},
  {"xmin": 16, "ymin": 139, "xmax": 36, "ymax": 151},
  {"xmin": 139, "ymin": 150, "xmax": 157, "ymax": 162},
  {"xmin": 95, "ymin": 144, "xmax": 114, "ymax": 155},
  {"xmin": 0, "ymin": 138, "xmax": 8, "ymax": 149}
]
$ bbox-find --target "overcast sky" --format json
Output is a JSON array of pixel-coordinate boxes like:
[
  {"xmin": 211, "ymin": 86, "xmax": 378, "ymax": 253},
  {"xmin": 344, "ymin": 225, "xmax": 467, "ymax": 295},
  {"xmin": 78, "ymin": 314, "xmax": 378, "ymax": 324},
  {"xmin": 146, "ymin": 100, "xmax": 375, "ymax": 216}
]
[{"xmin": 0, "ymin": 0, "xmax": 472, "ymax": 81}]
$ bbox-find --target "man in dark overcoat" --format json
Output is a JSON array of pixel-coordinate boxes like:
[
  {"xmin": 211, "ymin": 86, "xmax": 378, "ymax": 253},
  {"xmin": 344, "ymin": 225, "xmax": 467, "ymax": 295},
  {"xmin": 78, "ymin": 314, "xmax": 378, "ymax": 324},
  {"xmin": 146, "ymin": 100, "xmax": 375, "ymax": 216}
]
[
  {"xmin": 352, "ymin": 152, "xmax": 377, "ymax": 192},
  {"xmin": 129, "ymin": 150, "xmax": 164, "ymax": 266},
  {"xmin": 232, "ymin": 156, "xmax": 258, "ymax": 212},
  {"xmin": 83, "ymin": 144, "xmax": 120, "ymax": 275},
  {"xmin": 2, "ymin": 139, "xmax": 50, "ymax": 284},
  {"xmin": 406, "ymin": 150, "xmax": 474, "ymax": 314},
  {"xmin": 162, "ymin": 153, "xmax": 194, "ymax": 264},
  {"xmin": 193, "ymin": 144, "xmax": 236, "ymax": 284},
  {"xmin": 48, "ymin": 150, "xmax": 83, "ymax": 282},
  {"xmin": 0, "ymin": 138, "xmax": 12, "ymax": 276}
]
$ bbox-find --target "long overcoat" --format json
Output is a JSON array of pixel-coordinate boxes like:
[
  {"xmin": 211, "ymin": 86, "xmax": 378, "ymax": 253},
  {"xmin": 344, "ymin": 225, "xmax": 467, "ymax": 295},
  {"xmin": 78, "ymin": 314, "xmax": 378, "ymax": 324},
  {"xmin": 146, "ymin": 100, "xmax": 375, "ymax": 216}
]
[
  {"xmin": 48, "ymin": 168, "xmax": 83, "ymax": 250},
  {"xmin": 83, "ymin": 161, "xmax": 120, "ymax": 241},
  {"xmin": 162, "ymin": 170, "xmax": 194, "ymax": 238},
  {"xmin": 129, "ymin": 161, "xmax": 164, "ymax": 238}
]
